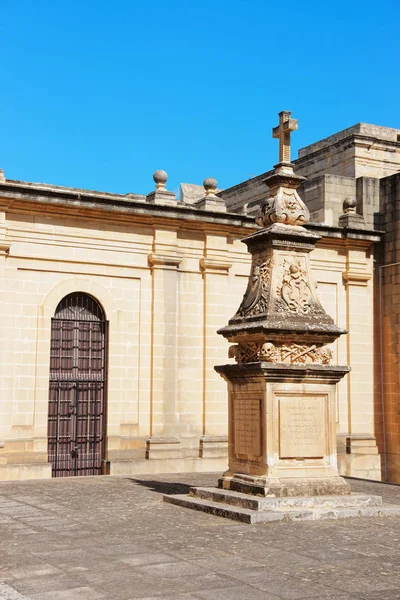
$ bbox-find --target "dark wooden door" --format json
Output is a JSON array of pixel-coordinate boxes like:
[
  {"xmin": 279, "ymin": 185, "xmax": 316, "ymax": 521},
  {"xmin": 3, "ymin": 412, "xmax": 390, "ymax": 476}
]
[{"xmin": 48, "ymin": 293, "xmax": 108, "ymax": 477}]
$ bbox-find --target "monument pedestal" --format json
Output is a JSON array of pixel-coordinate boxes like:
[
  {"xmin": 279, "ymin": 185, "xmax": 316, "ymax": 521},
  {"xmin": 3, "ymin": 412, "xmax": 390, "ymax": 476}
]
[
  {"xmin": 216, "ymin": 363, "xmax": 351, "ymax": 498},
  {"xmin": 163, "ymin": 361, "xmax": 400, "ymax": 523}
]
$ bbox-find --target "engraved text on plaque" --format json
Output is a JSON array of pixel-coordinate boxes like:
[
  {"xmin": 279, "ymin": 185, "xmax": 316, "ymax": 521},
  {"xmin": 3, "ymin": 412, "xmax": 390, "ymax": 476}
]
[
  {"xmin": 279, "ymin": 395, "xmax": 326, "ymax": 458},
  {"xmin": 234, "ymin": 394, "xmax": 262, "ymax": 460}
]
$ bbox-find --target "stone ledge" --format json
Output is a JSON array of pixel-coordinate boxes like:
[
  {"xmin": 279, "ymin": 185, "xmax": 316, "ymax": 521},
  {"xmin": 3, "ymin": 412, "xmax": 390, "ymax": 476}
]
[
  {"xmin": 0, "ymin": 462, "xmax": 52, "ymax": 481},
  {"xmin": 215, "ymin": 362, "xmax": 351, "ymax": 384},
  {"xmin": 199, "ymin": 436, "xmax": 228, "ymax": 459},
  {"xmin": 146, "ymin": 437, "xmax": 182, "ymax": 460}
]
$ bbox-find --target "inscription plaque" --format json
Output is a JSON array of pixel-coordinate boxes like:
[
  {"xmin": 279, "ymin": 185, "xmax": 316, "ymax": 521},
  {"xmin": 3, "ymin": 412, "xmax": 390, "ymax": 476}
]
[
  {"xmin": 233, "ymin": 394, "xmax": 262, "ymax": 459},
  {"xmin": 279, "ymin": 395, "xmax": 326, "ymax": 458}
]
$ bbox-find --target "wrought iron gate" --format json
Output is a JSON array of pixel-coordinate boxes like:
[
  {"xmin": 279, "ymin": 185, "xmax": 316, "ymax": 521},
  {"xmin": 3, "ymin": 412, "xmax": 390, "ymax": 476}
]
[{"xmin": 48, "ymin": 293, "xmax": 108, "ymax": 477}]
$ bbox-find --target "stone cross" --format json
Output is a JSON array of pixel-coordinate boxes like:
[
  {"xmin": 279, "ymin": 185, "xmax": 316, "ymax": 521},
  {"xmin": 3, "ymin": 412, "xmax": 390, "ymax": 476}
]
[{"xmin": 272, "ymin": 111, "xmax": 298, "ymax": 163}]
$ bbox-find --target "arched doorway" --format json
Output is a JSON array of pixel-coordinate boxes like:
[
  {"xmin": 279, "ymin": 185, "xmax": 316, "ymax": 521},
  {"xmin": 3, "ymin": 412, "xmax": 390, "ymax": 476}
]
[{"xmin": 48, "ymin": 292, "xmax": 108, "ymax": 477}]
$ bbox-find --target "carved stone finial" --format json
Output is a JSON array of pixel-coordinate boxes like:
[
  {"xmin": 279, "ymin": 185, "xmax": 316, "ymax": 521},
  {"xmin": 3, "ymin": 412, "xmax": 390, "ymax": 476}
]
[
  {"xmin": 343, "ymin": 197, "xmax": 357, "ymax": 214},
  {"xmin": 147, "ymin": 170, "xmax": 177, "ymax": 206},
  {"xmin": 203, "ymin": 177, "xmax": 217, "ymax": 197},
  {"xmin": 153, "ymin": 169, "xmax": 168, "ymax": 190},
  {"xmin": 0, "ymin": 169, "xmax": 5, "ymax": 182},
  {"xmin": 272, "ymin": 111, "xmax": 298, "ymax": 164},
  {"xmin": 257, "ymin": 113, "xmax": 308, "ymax": 228},
  {"xmin": 195, "ymin": 177, "xmax": 226, "ymax": 212},
  {"xmin": 339, "ymin": 196, "xmax": 365, "ymax": 229}
]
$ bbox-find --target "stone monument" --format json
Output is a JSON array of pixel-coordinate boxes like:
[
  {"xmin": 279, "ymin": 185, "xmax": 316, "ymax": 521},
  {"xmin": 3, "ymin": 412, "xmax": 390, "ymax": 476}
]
[
  {"xmin": 164, "ymin": 112, "xmax": 400, "ymax": 522},
  {"xmin": 216, "ymin": 109, "xmax": 350, "ymax": 498}
]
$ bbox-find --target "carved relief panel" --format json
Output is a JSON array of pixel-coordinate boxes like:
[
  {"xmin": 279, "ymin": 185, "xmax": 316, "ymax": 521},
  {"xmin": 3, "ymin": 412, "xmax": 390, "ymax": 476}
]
[
  {"xmin": 273, "ymin": 253, "xmax": 328, "ymax": 318},
  {"xmin": 236, "ymin": 256, "xmax": 272, "ymax": 318}
]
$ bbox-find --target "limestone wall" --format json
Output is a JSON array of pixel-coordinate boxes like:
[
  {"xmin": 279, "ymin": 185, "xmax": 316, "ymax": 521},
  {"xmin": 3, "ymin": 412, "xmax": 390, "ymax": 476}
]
[
  {"xmin": 296, "ymin": 123, "xmax": 400, "ymax": 180},
  {"xmin": 0, "ymin": 199, "xmax": 381, "ymax": 480},
  {"xmin": 299, "ymin": 174, "xmax": 356, "ymax": 226},
  {"xmin": 378, "ymin": 173, "xmax": 400, "ymax": 483}
]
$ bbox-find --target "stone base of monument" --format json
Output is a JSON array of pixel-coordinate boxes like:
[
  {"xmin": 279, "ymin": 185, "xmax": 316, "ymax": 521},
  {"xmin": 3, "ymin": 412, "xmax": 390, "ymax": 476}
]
[
  {"xmin": 162, "ymin": 365, "xmax": 400, "ymax": 524},
  {"xmin": 163, "ymin": 487, "xmax": 400, "ymax": 524},
  {"xmin": 218, "ymin": 473, "xmax": 351, "ymax": 497}
]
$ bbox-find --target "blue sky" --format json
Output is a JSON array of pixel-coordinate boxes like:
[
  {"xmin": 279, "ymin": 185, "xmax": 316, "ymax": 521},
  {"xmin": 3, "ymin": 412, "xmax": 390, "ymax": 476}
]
[{"xmin": 1, "ymin": 0, "xmax": 399, "ymax": 196}]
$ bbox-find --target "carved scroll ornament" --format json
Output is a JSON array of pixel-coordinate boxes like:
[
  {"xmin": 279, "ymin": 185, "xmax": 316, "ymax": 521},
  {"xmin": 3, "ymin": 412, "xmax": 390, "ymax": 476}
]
[{"xmin": 236, "ymin": 258, "xmax": 272, "ymax": 318}]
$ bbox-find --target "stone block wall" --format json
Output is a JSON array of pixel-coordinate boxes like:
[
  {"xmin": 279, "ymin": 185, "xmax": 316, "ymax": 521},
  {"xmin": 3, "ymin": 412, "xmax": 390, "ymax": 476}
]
[
  {"xmin": 0, "ymin": 197, "xmax": 381, "ymax": 481},
  {"xmin": 356, "ymin": 177, "xmax": 380, "ymax": 230},
  {"xmin": 296, "ymin": 123, "xmax": 400, "ymax": 180},
  {"xmin": 378, "ymin": 172, "xmax": 400, "ymax": 482},
  {"xmin": 299, "ymin": 174, "xmax": 356, "ymax": 226}
]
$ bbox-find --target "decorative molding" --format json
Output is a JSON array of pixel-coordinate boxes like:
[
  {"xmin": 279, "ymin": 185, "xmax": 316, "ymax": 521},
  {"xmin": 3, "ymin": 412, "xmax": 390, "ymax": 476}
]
[
  {"xmin": 0, "ymin": 242, "xmax": 10, "ymax": 256},
  {"xmin": 200, "ymin": 257, "xmax": 232, "ymax": 273},
  {"xmin": 40, "ymin": 277, "xmax": 118, "ymax": 320},
  {"xmin": 148, "ymin": 252, "xmax": 183, "ymax": 268},
  {"xmin": 342, "ymin": 271, "xmax": 372, "ymax": 287}
]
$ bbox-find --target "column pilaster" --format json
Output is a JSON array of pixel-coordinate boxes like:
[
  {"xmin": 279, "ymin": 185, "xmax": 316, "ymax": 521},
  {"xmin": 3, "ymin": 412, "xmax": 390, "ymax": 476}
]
[{"xmin": 147, "ymin": 228, "xmax": 183, "ymax": 459}]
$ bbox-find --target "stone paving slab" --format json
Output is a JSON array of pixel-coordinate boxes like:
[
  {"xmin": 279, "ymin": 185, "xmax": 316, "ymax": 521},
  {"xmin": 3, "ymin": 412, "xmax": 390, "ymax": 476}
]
[{"xmin": 0, "ymin": 474, "xmax": 399, "ymax": 599}]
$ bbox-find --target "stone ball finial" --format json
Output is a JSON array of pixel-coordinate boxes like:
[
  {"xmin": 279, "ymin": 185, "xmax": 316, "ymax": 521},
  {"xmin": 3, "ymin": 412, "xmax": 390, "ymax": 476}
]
[
  {"xmin": 343, "ymin": 196, "xmax": 357, "ymax": 214},
  {"xmin": 203, "ymin": 177, "xmax": 217, "ymax": 196},
  {"xmin": 153, "ymin": 170, "xmax": 168, "ymax": 190}
]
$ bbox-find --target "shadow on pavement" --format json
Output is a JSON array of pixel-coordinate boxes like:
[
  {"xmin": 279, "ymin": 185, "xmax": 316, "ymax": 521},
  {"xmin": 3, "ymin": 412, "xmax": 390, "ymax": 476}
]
[{"xmin": 128, "ymin": 478, "xmax": 191, "ymax": 495}]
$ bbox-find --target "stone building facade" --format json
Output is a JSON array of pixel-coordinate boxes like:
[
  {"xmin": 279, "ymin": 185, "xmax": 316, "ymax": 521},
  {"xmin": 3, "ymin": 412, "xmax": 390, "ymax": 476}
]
[{"xmin": 0, "ymin": 120, "xmax": 399, "ymax": 483}]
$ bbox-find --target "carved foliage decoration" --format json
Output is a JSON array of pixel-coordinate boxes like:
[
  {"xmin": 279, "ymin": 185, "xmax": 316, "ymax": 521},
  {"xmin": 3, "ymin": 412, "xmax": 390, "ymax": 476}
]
[
  {"xmin": 229, "ymin": 342, "xmax": 333, "ymax": 365},
  {"xmin": 236, "ymin": 258, "xmax": 272, "ymax": 318}
]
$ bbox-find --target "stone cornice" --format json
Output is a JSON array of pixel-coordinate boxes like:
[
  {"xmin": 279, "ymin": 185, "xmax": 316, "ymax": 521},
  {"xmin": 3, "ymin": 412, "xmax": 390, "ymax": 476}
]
[
  {"xmin": 297, "ymin": 129, "xmax": 400, "ymax": 162},
  {"xmin": 294, "ymin": 134, "xmax": 400, "ymax": 171},
  {"xmin": 215, "ymin": 362, "xmax": 350, "ymax": 384},
  {"xmin": 0, "ymin": 182, "xmax": 254, "ymax": 232},
  {"xmin": 0, "ymin": 181, "xmax": 383, "ymax": 243},
  {"xmin": 309, "ymin": 223, "xmax": 382, "ymax": 245}
]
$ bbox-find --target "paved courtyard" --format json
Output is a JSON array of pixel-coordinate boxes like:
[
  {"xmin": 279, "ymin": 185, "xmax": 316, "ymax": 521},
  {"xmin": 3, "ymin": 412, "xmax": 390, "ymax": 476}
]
[{"xmin": 0, "ymin": 474, "xmax": 400, "ymax": 600}]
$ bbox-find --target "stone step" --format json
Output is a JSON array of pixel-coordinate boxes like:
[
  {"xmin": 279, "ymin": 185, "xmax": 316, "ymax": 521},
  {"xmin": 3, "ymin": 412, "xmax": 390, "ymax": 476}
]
[
  {"xmin": 164, "ymin": 493, "xmax": 400, "ymax": 524},
  {"xmin": 164, "ymin": 493, "xmax": 280, "ymax": 523},
  {"xmin": 190, "ymin": 487, "xmax": 383, "ymax": 510}
]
